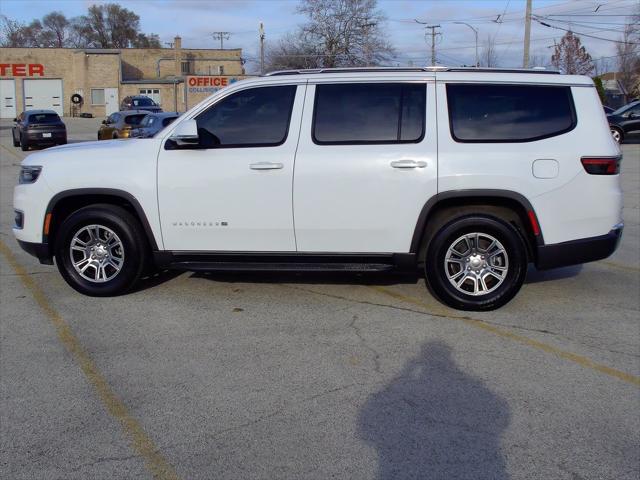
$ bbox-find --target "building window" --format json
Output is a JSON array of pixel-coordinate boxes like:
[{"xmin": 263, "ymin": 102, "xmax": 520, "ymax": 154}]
[
  {"xmin": 139, "ymin": 89, "xmax": 161, "ymax": 106},
  {"xmin": 91, "ymin": 89, "xmax": 105, "ymax": 105},
  {"xmin": 219, "ymin": 65, "xmax": 225, "ymax": 75},
  {"xmin": 181, "ymin": 61, "xmax": 192, "ymax": 75}
]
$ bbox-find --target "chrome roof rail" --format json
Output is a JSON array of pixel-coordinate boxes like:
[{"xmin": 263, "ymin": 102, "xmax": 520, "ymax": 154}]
[{"xmin": 264, "ymin": 66, "xmax": 561, "ymax": 76}]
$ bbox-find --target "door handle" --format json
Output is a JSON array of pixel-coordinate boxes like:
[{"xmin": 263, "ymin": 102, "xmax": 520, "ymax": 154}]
[
  {"xmin": 390, "ymin": 159, "xmax": 427, "ymax": 169},
  {"xmin": 250, "ymin": 162, "xmax": 284, "ymax": 170}
]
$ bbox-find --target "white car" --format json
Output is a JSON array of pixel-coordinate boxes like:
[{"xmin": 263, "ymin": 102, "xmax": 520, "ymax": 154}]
[{"xmin": 13, "ymin": 67, "xmax": 623, "ymax": 310}]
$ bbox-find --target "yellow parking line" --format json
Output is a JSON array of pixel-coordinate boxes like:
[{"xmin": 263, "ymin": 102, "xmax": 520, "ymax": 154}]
[
  {"xmin": 370, "ymin": 286, "xmax": 640, "ymax": 387},
  {"xmin": 0, "ymin": 240, "xmax": 181, "ymax": 480},
  {"xmin": 0, "ymin": 143, "xmax": 22, "ymax": 160}
]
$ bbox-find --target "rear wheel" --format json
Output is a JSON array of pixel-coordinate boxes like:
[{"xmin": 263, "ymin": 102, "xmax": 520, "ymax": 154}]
[
  {"xmin": 425, "ymin": 214, "xmax": 528, "ymax": 311},
  {"xmin": 610, "ymin": 127, "xmax": 623, "ymax": 144},
  {"xmin": 12, "ymin": 130, "xmax": 19, "ymax": 147},
  {"xmin": 54, "ymin": 205, "xmax": 147, "ymax": 296},
  {"xmin": 20, "ymin": 134, "xmax": 29, "ymax": 151}
]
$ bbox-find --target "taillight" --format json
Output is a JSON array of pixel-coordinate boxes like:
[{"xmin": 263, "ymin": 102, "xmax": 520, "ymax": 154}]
[{"xmin": 581, "ymin": 156, "xmax": 621, "ymax": 175}]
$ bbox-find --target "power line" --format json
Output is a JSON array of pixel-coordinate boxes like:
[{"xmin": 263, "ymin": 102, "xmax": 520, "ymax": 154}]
[{"xmin": 534, "ymin": 18, "xmax": 639, "ymax": 44}]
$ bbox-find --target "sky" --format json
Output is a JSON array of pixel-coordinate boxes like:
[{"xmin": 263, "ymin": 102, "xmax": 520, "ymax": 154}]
[{"xmin": 0, "ymin": 0, "xmax": 637, "ymax": 73}]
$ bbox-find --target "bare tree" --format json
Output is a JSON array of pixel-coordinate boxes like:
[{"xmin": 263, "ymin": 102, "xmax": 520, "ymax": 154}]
[
  {"xmin": 266, "ymin": 0, "xmax": 394, "ymax": 71},
  {"xmin": 551, "ymin": 31, "xmax": 594, "ymax": 75},
  {"xmin": 1, "ymin": 4, "xmax": 160, "ymax": 49},
  {"xmin": 0, "ymin": 15, "xmax": 27, "ymax": 47},
  {"xmin": 615, "ymin": 5, "xmax": 639, "ymax": 100},
  {"xmin": 481, "ymin": 34, "xmax": 498, "ymax": 67},
  {"xmin": 42, "ymin": 12, "xmax": 70, "ymax": 48}
]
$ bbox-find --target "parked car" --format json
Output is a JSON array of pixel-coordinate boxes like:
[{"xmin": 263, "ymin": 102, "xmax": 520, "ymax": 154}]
[
  {"xmin": 603, "ymin": 105, "xmax": 615, "ymax": 114},
  {"xmin": 12, "ymin": 110, "xmax": 67, "ymax": 151},
  {"xmin": 97, "ymin": 110, "xmax": 149, "ymax": 140},
  {"xmin": 120, "ymin": 95, "xmax": 162, "ymax": 113},
  {"xmin": 607, "ymin": 100, "xmax": 640, "ymax": 143},
  {"xmin": 13, "ymin": 67, "xmax": 623, "ymax": 311},
  {"xmin": 130, "ymin": 112, "xmax": 180, "ymax": 138}
]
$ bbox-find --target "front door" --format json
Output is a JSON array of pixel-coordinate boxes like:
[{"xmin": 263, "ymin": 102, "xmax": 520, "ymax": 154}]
[
  {"xmin": 157, "ymin": 83, "xmax": 304, "ymax": 251},
  {"xmin": 293, "ymin": 80, "xmax": 438, "ymax": 253},
  {"xmin": 105, "ymin": 88, "xmax": 119, "ymax": 116}
]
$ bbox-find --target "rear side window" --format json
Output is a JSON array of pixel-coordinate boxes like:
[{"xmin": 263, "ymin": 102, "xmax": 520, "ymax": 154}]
[
  {"xmin": 446, "ymin": 84, "xmax": 576, "ymax": 142},
  {"xmin": 195, "ymin": 85, "xmax": 296, "ymax": 148},
  {"xmin": 125, "ymin": 114, "xmax": 147, "ymax": 126},
  {"xmin": 313, "ymin": 83, "xmax": 426, "ymax": 144}
]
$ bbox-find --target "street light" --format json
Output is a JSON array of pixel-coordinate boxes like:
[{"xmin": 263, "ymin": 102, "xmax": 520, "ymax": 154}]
[{"xmin": 454, "ymin": 21, "xmax": 479, "ymax": 67}]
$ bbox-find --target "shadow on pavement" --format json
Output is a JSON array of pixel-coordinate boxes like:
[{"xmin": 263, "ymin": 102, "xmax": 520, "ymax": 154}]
[{"xmin": 358, "ymin": 341, "xmax": 510, "ymax": 480}]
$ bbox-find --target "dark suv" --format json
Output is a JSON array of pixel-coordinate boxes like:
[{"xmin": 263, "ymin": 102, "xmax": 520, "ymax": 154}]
[
  {"xmin": 12, "ymin": 110, "xmax": 67, "ymax": 151},
  {"xmin": 120, "ymin": 95, "xmax": 162, "ymax": 113},
  {"xmin": 607, "ymin": 100, "xmax": 640, "ymax": 143}
]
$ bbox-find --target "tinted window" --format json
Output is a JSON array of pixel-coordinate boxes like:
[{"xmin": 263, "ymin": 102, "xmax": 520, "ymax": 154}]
[
  {"xmin": 162, "ymin": 116, "xmax": 178, "ymax": 127},
  {"xmin": 125, "ymin": 114, "xmax": 147, "ymax": 126},
  {"xmin": 195, "ymin": 85, "xmax": 296, "ymax": 148},
  {"xmin": 313, "ymin": 83, "xmax": 425, "ymax": 144},
  {"xmin": 132, "ymin": 97, "xmax": 156, "ymax": 106},
  {"xmin": 28, "ymin": 113, "xmax": 60, "ymax": 124},
  {"xmin": 447, "ymin": 84, "xmax": 576, "ymax": 142},
  {"xmin": 108, "ymin": 113, "xmax": 120, "ymax": 124}
]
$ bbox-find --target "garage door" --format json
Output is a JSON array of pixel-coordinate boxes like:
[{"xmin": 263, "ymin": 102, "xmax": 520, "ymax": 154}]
[
  {"xmin": 0, "ymin": 79, "xmax": 16, "ymax": 119},
  {"xmin": 24, "ymin": 79, "xmax": 63, "ymax": 116}
]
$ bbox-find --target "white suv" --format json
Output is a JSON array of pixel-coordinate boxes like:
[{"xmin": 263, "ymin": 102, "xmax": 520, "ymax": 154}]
[{"xmin": 13, "ymin": 67, "xmax": 623, "ymax": 310}]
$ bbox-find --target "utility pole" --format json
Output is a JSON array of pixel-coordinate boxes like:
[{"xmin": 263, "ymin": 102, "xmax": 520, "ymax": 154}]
[
  {"xmin": 259, "ymin": 22, "xmax": 265, "ymax": 75},
  {"xmin": 523, "ymin": 0, "xmax": 532, "ymax": 68},
  {"xmin": 416, "ymin": 20, "xmax": 441, "ymax": 66},
  {"xmin": 454, "ymin": 21, "xmax": 479, "ymax": 67},
  {"xmin": 212, "ymin": 31, "xmax": 231, "ymax": 49}
]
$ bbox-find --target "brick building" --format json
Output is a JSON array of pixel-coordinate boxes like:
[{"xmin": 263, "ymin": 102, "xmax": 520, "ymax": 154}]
[{"xmin": 0, "ymin": 36, "xmax": 246, "ymax": 119}]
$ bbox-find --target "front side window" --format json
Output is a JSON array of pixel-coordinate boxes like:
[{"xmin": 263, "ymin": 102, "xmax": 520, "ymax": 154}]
[
  {"xmin": 447, "ymin": 84, "xmax": 576, "ymax": 142},
  {"xmin": 312, "ymin": 83, "xmax": 426, "ymax": 145},
  {"xmin": 195, "ymin": 85, "xmax": 296, "ymax": 148}
]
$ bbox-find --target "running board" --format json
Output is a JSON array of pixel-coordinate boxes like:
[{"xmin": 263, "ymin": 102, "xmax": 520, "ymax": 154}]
[{"xmin": 168, "ymin": 261, "xmax": 395, "ymax": 273}]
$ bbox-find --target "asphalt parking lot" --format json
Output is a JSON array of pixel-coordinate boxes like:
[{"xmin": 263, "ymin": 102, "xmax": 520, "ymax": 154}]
[{"xmin": 1, "ymin": 117, "xmax": 639, "ymax": 480}]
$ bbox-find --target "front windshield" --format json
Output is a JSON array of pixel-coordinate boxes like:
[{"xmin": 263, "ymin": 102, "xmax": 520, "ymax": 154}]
[{"xmin": 611, "ymin": 101, "xmax": 639, "ymax": 116}]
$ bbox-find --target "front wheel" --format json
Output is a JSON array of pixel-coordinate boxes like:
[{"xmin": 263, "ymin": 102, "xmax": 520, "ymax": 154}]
[
  {"xmin": 425, "ymin": 214, "xmax": 528, "ymax": 311},
  {"xmin": 54, "ymin": 205, "xmax": 147, "ymax": 296},
  {"xmin": 610, "ymin": 127, "xmax": 623, "ymax": 144}
]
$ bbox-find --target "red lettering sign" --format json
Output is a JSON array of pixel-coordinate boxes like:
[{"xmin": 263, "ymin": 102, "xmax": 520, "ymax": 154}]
[
  {"xmin": 12, "ymin": 64, "xmax": 26, "ymax": 76},
  {"xmin": 28, "ymin": 64, "xmax": 44, "ymax": 76},
  {"xmin": 0, "ymin": 63, "xmax": 45, "ymax": 77}
]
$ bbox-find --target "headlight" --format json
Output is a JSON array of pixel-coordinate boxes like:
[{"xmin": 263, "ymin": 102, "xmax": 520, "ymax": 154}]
[{"xmin": 19, "ymin": 166, "xmax": 42, "ymax": 184}]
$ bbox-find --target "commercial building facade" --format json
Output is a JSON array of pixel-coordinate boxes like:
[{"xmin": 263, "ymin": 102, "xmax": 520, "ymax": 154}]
[{"xmin": 0, "ymin": 37, "xmax": 246, "ymax": 119}]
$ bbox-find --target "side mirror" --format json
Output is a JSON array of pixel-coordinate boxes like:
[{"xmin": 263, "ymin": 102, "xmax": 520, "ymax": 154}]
[
  {"xmin": 102, "ymin": 119, "xmax": 108, "ymax": 125},
  {"xmin": 628, "ymin": 112, "xmax": 638, "ymax": 119},
  {"xmin": 13, "ymin": 117, "xmax": 17, "ymax": 122},
  {"xmin": 168, "ymin": 119, "xmax": 199, "ymax": 145}
]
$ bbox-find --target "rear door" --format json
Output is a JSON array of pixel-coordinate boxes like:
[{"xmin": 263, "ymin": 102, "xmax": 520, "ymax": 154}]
[{"xmin": 293, "ymin": 78, "xmax": 437, "ymax": 253}]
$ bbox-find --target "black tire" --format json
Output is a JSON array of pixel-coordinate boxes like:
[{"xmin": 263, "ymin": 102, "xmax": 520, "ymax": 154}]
[
  {"xmin": 20, "ymin": 134, "xmax": 28, "ymax": 151},
  {"xmin": 610, "ymin": 126, "xmax": 624, "ymax": 144},
  {"xmin": 59, "ymin": 138, "xmax": 67, "ymax": 145},
  {"xmin": 54, "ymin": 204, "xmax": 148, "ymax": 296},
  {"xmin": 12, "ymin": 130, "xmax": 19, "ymax": 147},
  {"xmin": 425, "ymin": 214, "xmax": 528, "ymax": 311}
]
